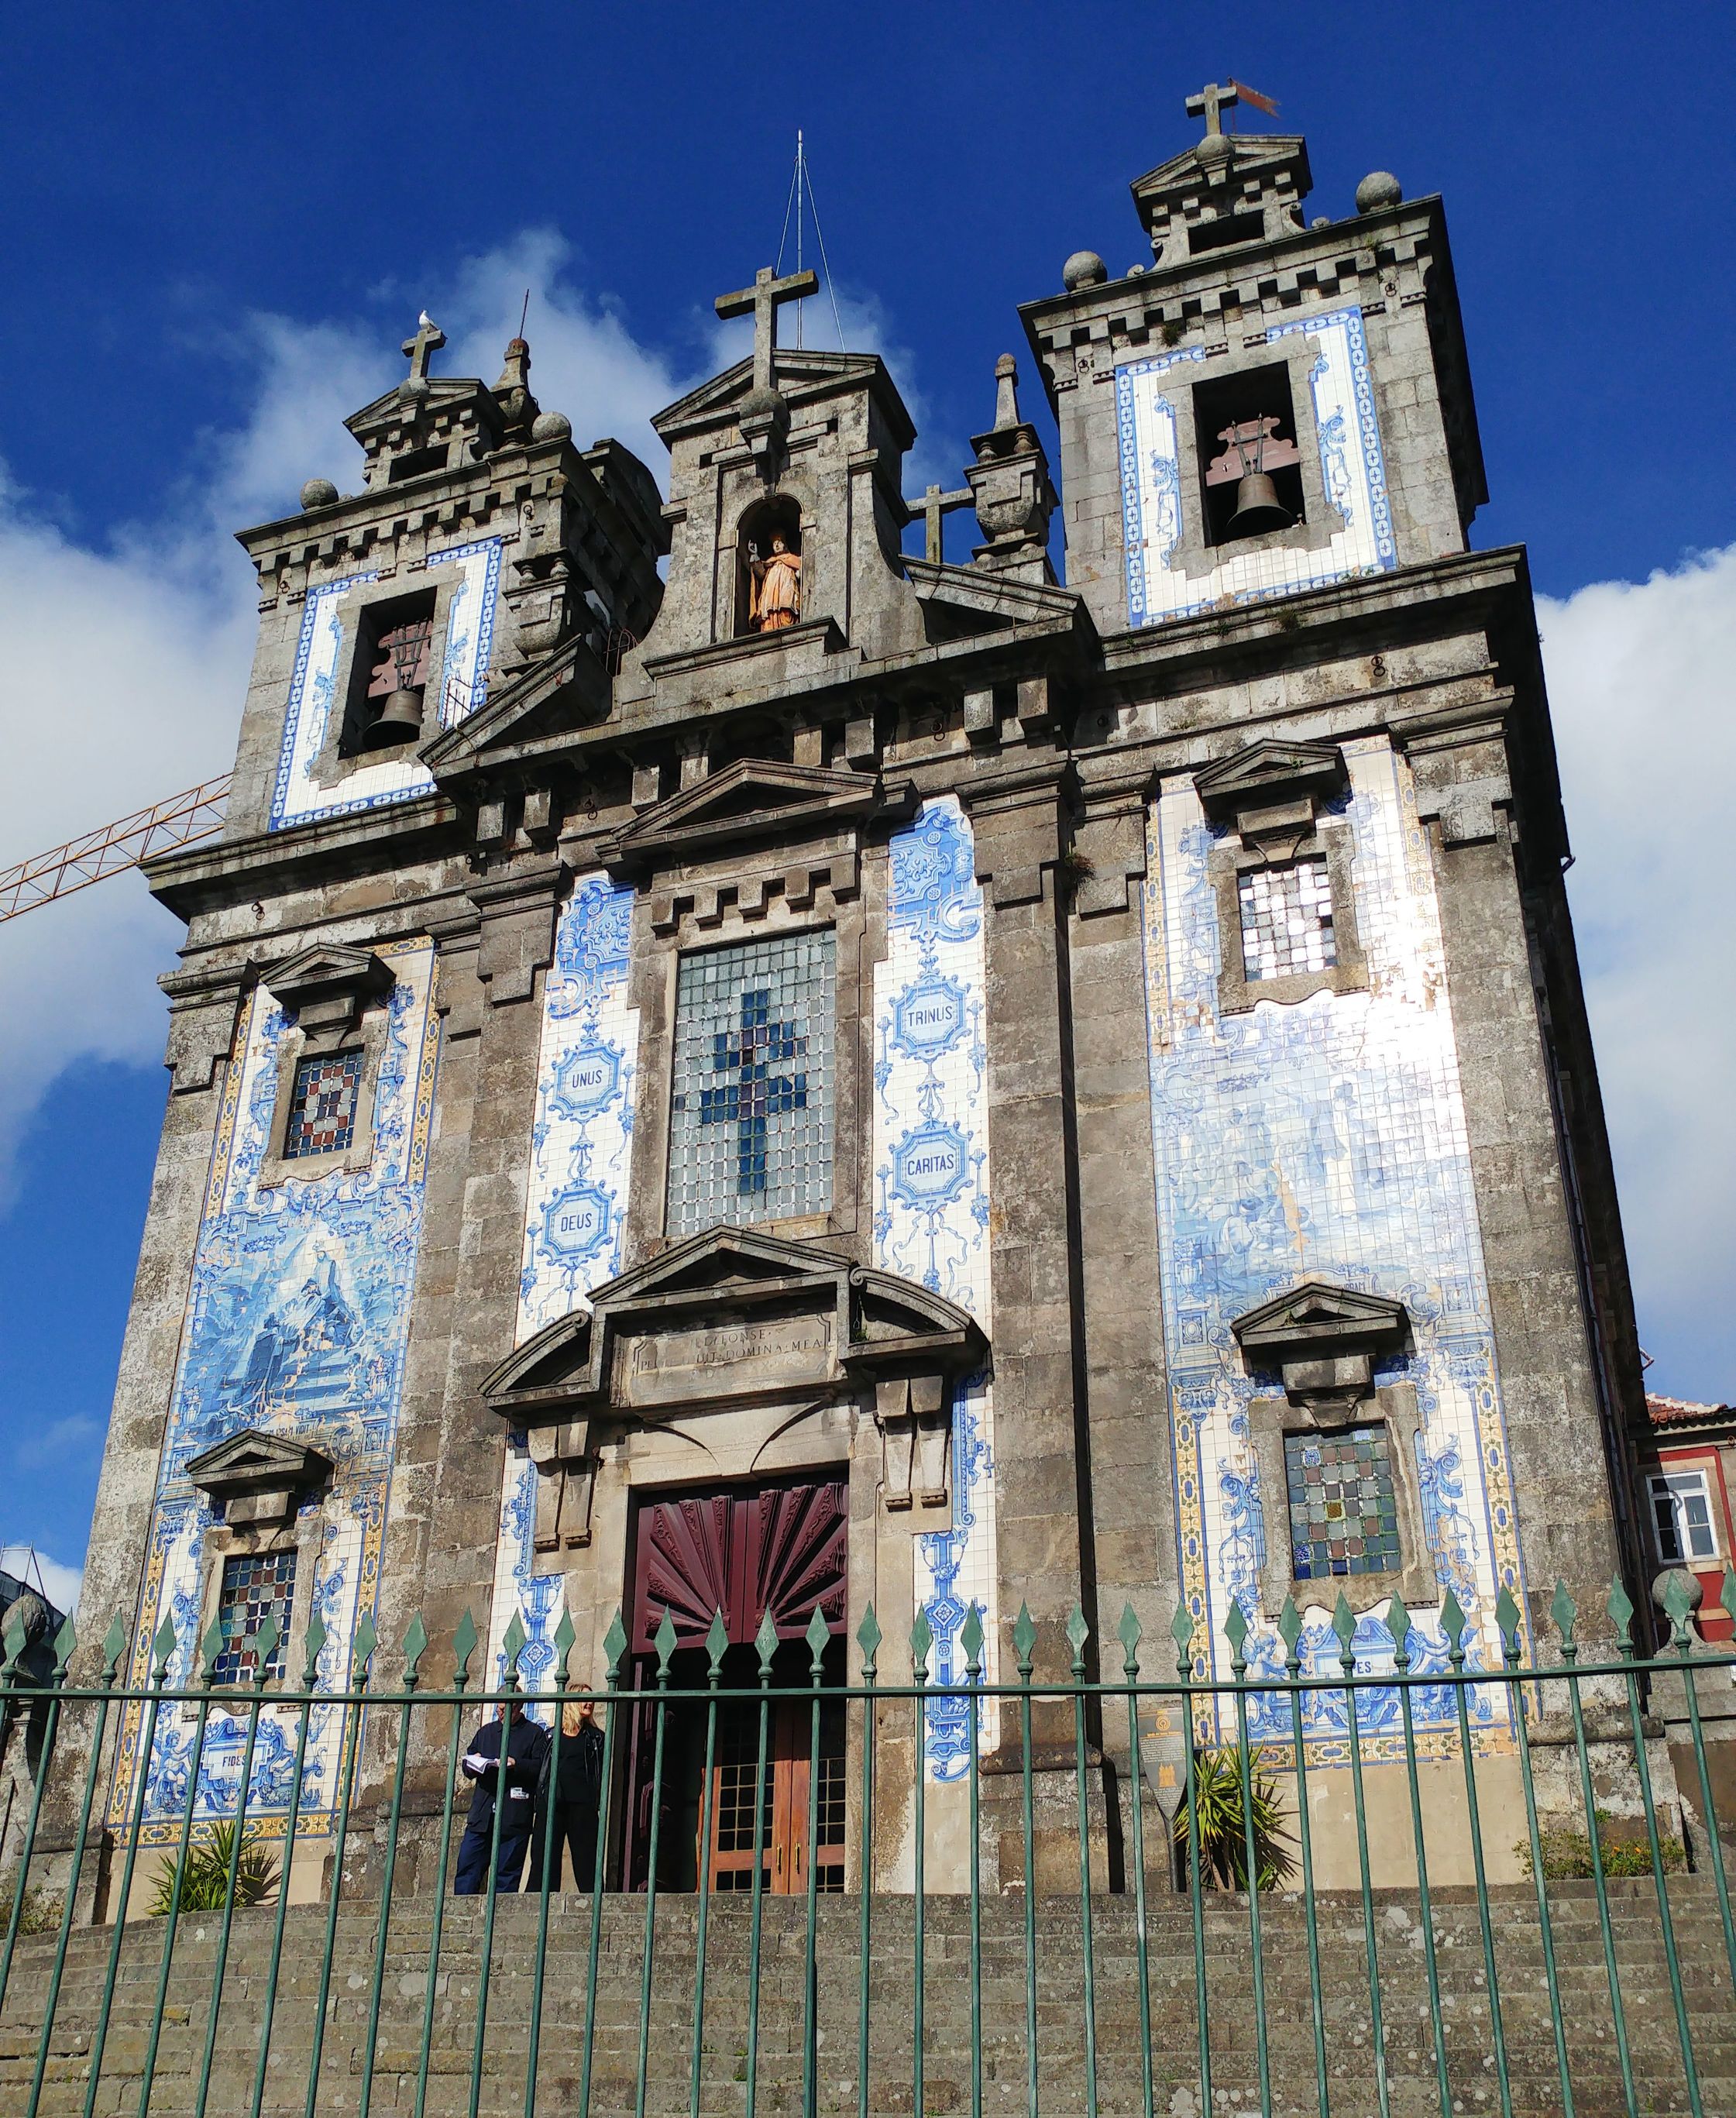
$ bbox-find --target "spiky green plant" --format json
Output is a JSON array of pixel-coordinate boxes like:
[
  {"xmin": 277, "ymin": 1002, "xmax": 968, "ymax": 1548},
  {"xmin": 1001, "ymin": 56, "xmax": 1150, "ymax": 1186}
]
[
  {"xmin": 146, "ymin": 1820, "xmax": 280, "ymax": 1915},
  {"xmin": 1172, "ymin": 1746, "xmax": 1298, "ymax": 1891}
]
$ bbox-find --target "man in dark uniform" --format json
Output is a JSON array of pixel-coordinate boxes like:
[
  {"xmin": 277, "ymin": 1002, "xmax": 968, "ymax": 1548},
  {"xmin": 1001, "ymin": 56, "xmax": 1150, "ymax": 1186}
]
[
  {"xmin": 454, "ymin": 1700, "xmax": 548, "ymax": 1894},
  {"xmin": 528, "ymin": 1688, "xmax": 606, "ymax": 1892}
]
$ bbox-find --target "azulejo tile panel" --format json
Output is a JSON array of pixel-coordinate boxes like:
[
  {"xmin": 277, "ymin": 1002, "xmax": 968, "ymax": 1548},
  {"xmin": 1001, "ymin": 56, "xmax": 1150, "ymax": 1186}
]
[
  {"xmin": 267, "ymin": 537, "xmax": 501, "ymax": 832},
  {"xmin": 1117, "ymin": 308, "xmax": 1395, "ymax": 627},
  {"xmin": 486, "ymin": 876, "xmax": 640, "ymax": 1691},
  {"xmin": 873, "ymin": 797, "xmax": 999, "ymax": 1776},
  {"xmin": 109, "ymin": 940, "xmax": 441, "ymax": 1841},
  {"xmin": 1140, "ymin": 742, "xmax": 1527, "ymax": 1759},
  {"xmin": 515, "ymin": 876, "xmax": 639, "ymax": 1343}
]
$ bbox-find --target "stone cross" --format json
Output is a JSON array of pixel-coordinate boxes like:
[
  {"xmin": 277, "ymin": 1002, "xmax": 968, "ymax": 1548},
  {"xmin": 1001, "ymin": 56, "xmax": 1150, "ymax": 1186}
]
[
  {"xmin": 400, "ymin": 315, "xmax": 446, "ymax": 383},
  {"xmin": 713, "ymin": 265, "xmax": 820, "ymax": 394},
  {"xmin": 1184, "ymin": 81, "xmax": 1239, "ymax": 138},
  {"xmin": 699, "ymin": 987, "xmax": 808, "ymax": 1196},
  {"xmin": 908, "ymin": 483, "xmax": 974, "ymax": 566}
]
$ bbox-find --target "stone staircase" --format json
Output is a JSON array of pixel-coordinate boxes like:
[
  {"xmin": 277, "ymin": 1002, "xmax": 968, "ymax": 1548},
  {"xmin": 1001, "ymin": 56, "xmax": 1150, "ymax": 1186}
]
[{"xmin": 3, "ymin": 1881, "xmax": 1734, "ymax": 2115}]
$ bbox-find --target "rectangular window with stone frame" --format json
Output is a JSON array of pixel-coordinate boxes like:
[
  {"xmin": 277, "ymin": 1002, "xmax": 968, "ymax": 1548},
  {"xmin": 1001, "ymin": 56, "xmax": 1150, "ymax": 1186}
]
[
  {"xmin": 666, "ymin": 929, "xmax": 837, "ymax": 1236},
  {"xmin": 1231, "ymin": 1283, "xmax": 1436, "ymax": 1620},
  {"xmin": 1193, "ymin": 738, "xmax": 1366, "ymax": 1015},
  {"xmin": 183, "ymin": 1430, "xmax": 332, "ymax": 1705},
  {"xmin": 256, "ymin": 947, "xmax": 396, "ymax": 1188}
]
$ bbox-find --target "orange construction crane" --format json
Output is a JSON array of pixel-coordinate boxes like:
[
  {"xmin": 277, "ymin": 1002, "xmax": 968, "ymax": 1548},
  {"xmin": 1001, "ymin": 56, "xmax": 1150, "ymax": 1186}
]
[{"xmin": 0, "ymin": 776, "xmax": 232, "ymax": 925}]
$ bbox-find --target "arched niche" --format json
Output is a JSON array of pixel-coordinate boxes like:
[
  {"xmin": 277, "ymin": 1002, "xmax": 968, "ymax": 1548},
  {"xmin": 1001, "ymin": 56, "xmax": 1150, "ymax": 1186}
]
[{"xmin": 734, "ymin": 493, "xmax": 804, "ymax": 638}]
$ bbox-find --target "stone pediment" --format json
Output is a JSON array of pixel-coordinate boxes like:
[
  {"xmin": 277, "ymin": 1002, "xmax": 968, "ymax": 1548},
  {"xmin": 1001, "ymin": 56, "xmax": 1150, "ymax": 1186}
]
[
  {"xmin": 600, "ymin": 758, "xmax": 913, "ymax": 874},
  {"xmin": 1230, "ymin": 1281, "xmax": 1409, "ymax": 1365},
  {"xmin": 261, "ymin": 945, "xmax": 392, "ymax": 1048},
  {"xmin": 1131, "ymin": 132, "xmax": 1310, "ymax": 205},
  {"xmin": 1193, "ymin": 738, "xmax": 1346, "ymax": 823},
  {"xmin": 262, "ymin": 943, "xmax": 389, "ymax": 1003},
  {"xmin": 422, "ymin": 634, "xmax": 612, "ymax": 779},
  {"xmin": 653, "ymin": 349, "xmax": 916, "ymax": 451},
  {"xmin": 904, "ymin": 557, "xmax": 1092, "ymax": 639},
  {"xmin": 1129, "ymin": 133, "xmax": 1312, "ymax": 251},
  {"xmin": 186, "ymin": 1427, "xmax": 333, "ymax": 1528},
  {"xmin": 482, "ymin": 1226, "xmax": 985, "ymax": 1428},
  {"xmin": 344, "ymin": 375, "xmax": 500, "ymax": 451}
]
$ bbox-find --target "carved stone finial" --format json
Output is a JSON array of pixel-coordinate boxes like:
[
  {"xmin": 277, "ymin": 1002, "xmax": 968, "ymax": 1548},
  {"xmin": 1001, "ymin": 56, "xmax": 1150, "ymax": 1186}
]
[
  {"xmin": 1062, "ymin": 249, "xmax": 1109, "ymax": 292},
  {"xmin": 492, "ymin": 335, "xmax": 540, "ymax": 439},
  {"xmin": 992, "ymin": 353, "xmax": 1021, "ymax": 432},
  {"xmin": 1356, "ymin": 170, "xmax": 1403, "ymax": 215}
]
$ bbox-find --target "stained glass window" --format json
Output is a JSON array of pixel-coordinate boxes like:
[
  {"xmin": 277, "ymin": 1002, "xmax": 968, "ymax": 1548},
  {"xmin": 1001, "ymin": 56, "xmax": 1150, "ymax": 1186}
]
[
  {"xmin": 283, "ymin": 1049, "xmax": 364, "ymax": 1160},
  {"xmin": 667, "ymin": 931, "xmax": 835, "ymax": 1234},
  {"xmin": 211, "ymin": 1550, "xmax": 295, "ymax": 1685},
  {"xmin": 1286, "ymin": 1425, "xmax": 1401, "ymax": 1580},
  {"xmin": 1239, "ymin": 858, "xmax": 1336, "ymax": 982}
]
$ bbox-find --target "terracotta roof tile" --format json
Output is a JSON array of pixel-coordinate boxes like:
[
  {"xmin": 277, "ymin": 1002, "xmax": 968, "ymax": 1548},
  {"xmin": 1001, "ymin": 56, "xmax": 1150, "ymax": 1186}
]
[{"xmin": 1648, "ymin": 1392, "xmax": 1734, "ymax": 1427}]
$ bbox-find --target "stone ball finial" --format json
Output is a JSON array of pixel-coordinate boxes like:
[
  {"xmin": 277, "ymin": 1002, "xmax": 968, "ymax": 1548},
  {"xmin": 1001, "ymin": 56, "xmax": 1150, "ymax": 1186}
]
[
  {"xmin": 1062, "ymin": 249, "xmax": 1109, "ymax": 292},
  {"xmin": 1356, "ymin": 170, "xmax": 1403, "ymax": 215},
  {"xmin": 1195, "ymin": 129, "xmax": 1232, "ymax": 168},
  {"xmin": 1652, "ymin": 1566, "xmax": 1705, "ymax": 1616},
  {"xmin": 300, "ymin": 478, "xmax": 339, "ymax": 512},
  {"xmin": 531, "ymin": 410, "xmax": 572, "ymax": 444}
]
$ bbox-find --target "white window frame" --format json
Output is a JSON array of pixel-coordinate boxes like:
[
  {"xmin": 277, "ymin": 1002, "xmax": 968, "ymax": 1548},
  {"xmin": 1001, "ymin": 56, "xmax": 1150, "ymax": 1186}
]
[{"xmin": 1648, "ymin": 1468, "xmax": 1719, "ymax": 1566}]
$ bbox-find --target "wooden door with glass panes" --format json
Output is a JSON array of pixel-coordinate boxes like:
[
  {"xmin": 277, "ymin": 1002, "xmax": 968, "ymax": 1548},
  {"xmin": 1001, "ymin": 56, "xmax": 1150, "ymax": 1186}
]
[{"xmin": 706, "ymin": 1697, "xmax": 845, "ymax": 1894}]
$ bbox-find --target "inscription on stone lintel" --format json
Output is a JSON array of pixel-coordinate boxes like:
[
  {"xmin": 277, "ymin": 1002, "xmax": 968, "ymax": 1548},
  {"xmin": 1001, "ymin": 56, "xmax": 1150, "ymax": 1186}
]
[{"xmin": 617, "ymin": 1314, "xmax": 834, "ymax": 1405}]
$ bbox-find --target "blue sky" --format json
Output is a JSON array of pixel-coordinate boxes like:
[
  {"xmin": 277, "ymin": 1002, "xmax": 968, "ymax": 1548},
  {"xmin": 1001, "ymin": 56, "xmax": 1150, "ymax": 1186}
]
[{"xmin": 3, "ymin": 4, "xmax": 1734, "ymax": 1611}]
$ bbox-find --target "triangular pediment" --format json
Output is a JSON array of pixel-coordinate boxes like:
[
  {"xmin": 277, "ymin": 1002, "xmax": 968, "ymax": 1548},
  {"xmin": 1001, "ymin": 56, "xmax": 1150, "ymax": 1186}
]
[
  {"xmin": 185, "ymin": 1427, "xmax": 333, "ymax": 1492},
  {"xmin": 1131, "ymin": 132, "xmax": 1310, "ymax": 204},
  {"xmin": 601, "ymin": 757, "xmax": 909, "ymax": 872},
  {"xmin": 423, "ymin": 633, "xmax": 612, "ymax": 779},
  {"xmin": 1193, "ymin": 738, "xmax": 1346, "ymax": 820},
  {"xmin": 261, "ymin": 944, "xmax": 390, "ymax": 1010},
  {"xmin": 654, "ymin": 350, "xmax": 915, "ymax": 450},
  {"xmin": 1230, "ymin": 1281, "xmax": 1408, "ymax": 1360},
  {"xmin": 483, "ymin": 1227, "xmax": 985, "ymax": 1424},
  {"xmin": 344, "ymin": 375, "xmax": 497, "ymax": 442},
  {"xmin": 601, "ymin": 1225, "xmax": 841, "ymax": 1303}
]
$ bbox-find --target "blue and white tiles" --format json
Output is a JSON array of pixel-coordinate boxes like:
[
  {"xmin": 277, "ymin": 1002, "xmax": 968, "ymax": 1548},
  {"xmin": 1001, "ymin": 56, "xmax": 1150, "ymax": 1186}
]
[
  {"xmin": 872, "ymin": 798, "xmax": 999, "ymax": 1776},
  {"xmin": 1141, "ymin": 741, "xmax": 1525, "ymax": 1757},
  {"xmin": 515, "ymin": 877, "xmax": 639, "ymax": 1341},
  {"xmin": 111, "ymin": 940, "xmax": 441, "ymax": 1841},
  {"xmin": 485, "ymin": 876, "xmax": 640, "ymax": 1693},
  {"xmin": 1117, "ymin": 308, "xmax": 1395, "ymax": 627},
  {"xmin": 268, "ymin": 537, "xmax": 501, "ymax": 831}
]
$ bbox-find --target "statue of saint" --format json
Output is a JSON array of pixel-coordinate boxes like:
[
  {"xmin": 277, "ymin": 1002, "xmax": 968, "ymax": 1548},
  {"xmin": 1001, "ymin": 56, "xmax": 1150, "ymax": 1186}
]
[{"xmin": 748, "ymin": 533, "xmax": 802, "ymax": 631}]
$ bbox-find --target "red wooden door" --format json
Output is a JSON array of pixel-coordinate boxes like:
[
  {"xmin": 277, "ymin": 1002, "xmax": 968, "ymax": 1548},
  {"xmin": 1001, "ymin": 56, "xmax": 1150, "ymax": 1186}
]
[
  {"xmin": 625, "ymin": 1476, "xmax": 848, "ymax": 1892},
  {"xmin": 631, "ymin": 1476, "xmax": 847, "ymax": 1656}
]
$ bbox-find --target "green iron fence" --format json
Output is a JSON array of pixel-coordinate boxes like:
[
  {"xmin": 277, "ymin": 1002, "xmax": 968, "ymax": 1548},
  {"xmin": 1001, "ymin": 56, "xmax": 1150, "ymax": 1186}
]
[{"xmin": 0, "ymin": 1570, "xmax": 1733, "ymax": 2117}]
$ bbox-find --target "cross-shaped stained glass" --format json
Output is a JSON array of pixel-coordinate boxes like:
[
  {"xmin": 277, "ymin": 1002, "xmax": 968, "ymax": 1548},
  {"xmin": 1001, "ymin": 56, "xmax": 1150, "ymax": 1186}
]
[
  {"xmin": 1286, "ymin": 1424, "xmax": 1402, "ymax": 1580},
  {"xmin": 211, "ymin": 1549, "xmax": 295, "ymax": 1686},
  {"xmin": 700, "ymin": 987, "xmax": 809, "ymax": 1192},
  {"xmin": 668, "ymin": 932, "xmax": 835, "ymax": 1234},
  {"xmin": 284, "ymin": 1050, "xmax": 364, "ymax": 1160}
]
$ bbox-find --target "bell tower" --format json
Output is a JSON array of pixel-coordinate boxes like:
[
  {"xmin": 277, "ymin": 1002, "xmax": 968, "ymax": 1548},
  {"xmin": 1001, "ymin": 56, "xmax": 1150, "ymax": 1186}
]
[{"xmin": 1021, "ymin": 88, "xmax": 1486, "ymax": 634}]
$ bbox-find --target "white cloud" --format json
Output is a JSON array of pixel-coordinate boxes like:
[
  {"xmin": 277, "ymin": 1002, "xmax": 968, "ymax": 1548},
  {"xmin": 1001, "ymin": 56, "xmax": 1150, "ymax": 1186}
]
[
  {"xmin": 0, "ymin": 1545, "xmax": 83, "ymax": 1618},
  {"xmin": 0, "ymin": 235, "xmax": 692, "ymax": 1207},
  {"xmin": 1542, "ymin": 544, "xmax": 1736, "ymax": 1405}
]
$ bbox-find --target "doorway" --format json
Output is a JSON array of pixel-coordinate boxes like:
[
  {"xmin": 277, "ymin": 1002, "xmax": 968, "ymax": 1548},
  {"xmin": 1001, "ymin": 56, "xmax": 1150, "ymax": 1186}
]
[{"xmin": 623, "ymin": 1475, "xmax": 847, "ymax": 1893}]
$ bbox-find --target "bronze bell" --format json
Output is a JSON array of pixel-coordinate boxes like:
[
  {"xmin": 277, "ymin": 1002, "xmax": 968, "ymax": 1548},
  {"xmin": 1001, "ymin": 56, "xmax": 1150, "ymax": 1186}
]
[
  {"xmin": 1226, "ymin": 470, "xmax": 1292, "ymax": 538},
  {"xmin": 359, "ymin": 687, "xmax": 424, "ymax": 749}
]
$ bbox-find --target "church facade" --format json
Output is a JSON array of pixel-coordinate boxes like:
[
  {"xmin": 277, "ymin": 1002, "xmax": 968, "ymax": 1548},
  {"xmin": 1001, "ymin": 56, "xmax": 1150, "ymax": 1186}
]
[{"xmin": 78, "ymin": 97, "xmax": 1651, "ymax": 1882}]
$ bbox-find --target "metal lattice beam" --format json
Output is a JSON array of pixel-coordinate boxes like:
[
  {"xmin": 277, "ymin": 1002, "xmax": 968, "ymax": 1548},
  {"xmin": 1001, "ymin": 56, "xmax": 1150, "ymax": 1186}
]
[{"xmin": 0, "ymin": 775, "xmax": 232, "ymax": 924}]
